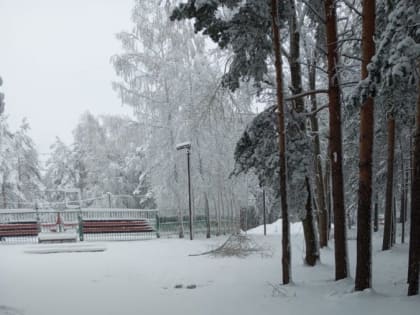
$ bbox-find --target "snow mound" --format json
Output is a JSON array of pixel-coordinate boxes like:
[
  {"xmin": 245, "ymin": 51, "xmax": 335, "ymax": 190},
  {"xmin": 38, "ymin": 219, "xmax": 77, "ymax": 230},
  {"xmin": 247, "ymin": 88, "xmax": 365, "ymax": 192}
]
[
  {"xmin": 246, "ymin": 219, "xmax": 303, "ymax": 235},
  {"xmin": 24, "ymin": 243, "xmax": 106, "ymax": 254}
]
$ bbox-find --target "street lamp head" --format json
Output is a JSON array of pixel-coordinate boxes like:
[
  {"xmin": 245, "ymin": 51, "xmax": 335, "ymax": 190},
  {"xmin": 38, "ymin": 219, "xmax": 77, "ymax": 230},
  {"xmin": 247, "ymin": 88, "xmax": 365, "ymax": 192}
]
[{"xmin": 176, "ymin": 142, "xmax": 191, "ymax": 151}]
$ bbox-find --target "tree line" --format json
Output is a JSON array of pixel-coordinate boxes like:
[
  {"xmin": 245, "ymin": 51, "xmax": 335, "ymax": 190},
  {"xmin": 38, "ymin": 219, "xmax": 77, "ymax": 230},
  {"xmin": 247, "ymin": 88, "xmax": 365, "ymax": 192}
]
[
  {"xmin": 0, "ymin": 0, "xmax": 419, "ymax": 296},
  {"xmin": 171, "ymin": 0, "xmax": 419, "ymax": 295}
]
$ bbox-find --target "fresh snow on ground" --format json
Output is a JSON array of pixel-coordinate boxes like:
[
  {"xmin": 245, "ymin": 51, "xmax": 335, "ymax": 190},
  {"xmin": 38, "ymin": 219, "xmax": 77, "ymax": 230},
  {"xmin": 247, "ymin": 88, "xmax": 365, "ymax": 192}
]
[
  {"xmin": 23, "ymin": 243, "xmax": 106, "ymax": 254},
  {"xmin": 247, "ymin": 218, "xmax": 304, "ymax": 235},
  {"xmin": 0, "ymin": 222, "xmax": 419, "ymax": 315}
]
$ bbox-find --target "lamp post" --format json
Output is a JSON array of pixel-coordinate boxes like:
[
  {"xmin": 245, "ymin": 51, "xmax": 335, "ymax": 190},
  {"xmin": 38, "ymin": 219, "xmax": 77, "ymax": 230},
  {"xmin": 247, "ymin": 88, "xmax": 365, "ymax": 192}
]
[{"xmin": 176, "ymin": 142, "xmax": 193, "ymax": 240}]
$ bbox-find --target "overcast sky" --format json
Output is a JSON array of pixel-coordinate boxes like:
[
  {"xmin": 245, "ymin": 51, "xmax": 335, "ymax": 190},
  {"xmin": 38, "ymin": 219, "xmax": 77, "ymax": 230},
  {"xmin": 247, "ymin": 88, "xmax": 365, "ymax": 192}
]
[{"xmin": 0, "ymin": 0, "xmax": 134, "ymax": 157}]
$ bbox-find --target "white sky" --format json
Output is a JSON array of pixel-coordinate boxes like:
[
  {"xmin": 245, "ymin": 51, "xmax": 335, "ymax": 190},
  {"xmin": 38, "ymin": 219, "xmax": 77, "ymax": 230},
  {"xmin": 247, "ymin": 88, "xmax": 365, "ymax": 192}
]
[{"xmin": 0, "ymin": 0, "xmax": 134, "ymax": 156}]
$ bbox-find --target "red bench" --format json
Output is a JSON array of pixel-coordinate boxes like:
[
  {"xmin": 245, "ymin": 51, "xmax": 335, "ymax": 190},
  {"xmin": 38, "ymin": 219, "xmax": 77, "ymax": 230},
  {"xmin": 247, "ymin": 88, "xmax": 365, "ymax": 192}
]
[
  {"xmin": 0, "ymin": 222, "xmax": 39, "ymax": 238},
  {"xmin": 82, "ymin": 219, "xmax": 154, "ymax": 234}
]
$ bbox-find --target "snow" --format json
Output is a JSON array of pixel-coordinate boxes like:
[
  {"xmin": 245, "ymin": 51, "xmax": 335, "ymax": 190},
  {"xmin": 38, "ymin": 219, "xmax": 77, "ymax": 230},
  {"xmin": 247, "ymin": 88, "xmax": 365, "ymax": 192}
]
[
  {"xmin": 247, "ymin": 218, "xmax": 303, "ymax": 235},
  {"xmin": 0, "ymin": 225, "xmax": 419, "ymax": 315},
  {"xmin": 37, "ymin": 231, "xmax": 78, "ymax": 242},
  {"xmin": 24, "ymin": 243, "xmax": 106, "ymax": 254}
]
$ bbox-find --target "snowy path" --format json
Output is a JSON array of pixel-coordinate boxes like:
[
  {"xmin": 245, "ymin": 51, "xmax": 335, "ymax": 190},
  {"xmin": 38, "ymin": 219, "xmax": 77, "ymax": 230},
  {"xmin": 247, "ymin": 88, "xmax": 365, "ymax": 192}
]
[{"xmin": 0, "ymin": 227, "xmax": 419, "ymax": 315}]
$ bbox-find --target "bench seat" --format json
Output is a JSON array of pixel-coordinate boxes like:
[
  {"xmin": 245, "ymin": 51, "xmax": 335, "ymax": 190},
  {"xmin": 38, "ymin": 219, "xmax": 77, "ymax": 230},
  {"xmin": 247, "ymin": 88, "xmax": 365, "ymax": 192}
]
[
  {"xmin": 0, "ymin": 222, "xmax": 39, "ymax": 238},
  {"xmin": 82, "ymin": 219, "xmax": 154, "ymax": 234}
]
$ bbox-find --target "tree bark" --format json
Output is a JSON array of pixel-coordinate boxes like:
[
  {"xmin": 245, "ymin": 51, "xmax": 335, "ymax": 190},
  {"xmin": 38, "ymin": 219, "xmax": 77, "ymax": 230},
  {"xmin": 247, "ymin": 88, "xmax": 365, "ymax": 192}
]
[
  {"xmin": 392, "ymin": 196, "xmax": 397, "ymax": 246},
  {"xmin": 355, "ymin": 0, "xmax": 376, "ymax": 291},
  {"xmin": 271, "ymin": 0, "xmax": 291, "ymax": 285},
  {"xmin": 407, "ymin": 60, "xmax": 420, "ymax": 296},
  {"xmin": 374, "ymin": 194, "xmax": 379, "ymax": 232},
  {"xmin": 216, "ymin": 194, "xmax": 221, "ymax": 236},
  {"xmin": 204, "ymin": 193, "xmax": 211, "ymax": 238},
  {"xmin": 324, "ymin": 0, "xmax": 348, "ymax": 280},
  {"xmin": 401, "ymin": 164, "xmax": 407, "ymax": 243},
  {"xmin": 302, "ymin": 177, "xmax": 319, "ymax": 266},
  {"xmin": 287, "ymin": 0, "xmax": 320, "ymax": 263},
  {"xmin": 382, "ymin": 116, "xmax": 395, "ymax": 251},
  {"xmin": 308, "ymin": 53, "xmax": 328, "ymax": 248},
  {"xmin": 324, "ymin": 158, "xmax": 332, "ymax": 240}
]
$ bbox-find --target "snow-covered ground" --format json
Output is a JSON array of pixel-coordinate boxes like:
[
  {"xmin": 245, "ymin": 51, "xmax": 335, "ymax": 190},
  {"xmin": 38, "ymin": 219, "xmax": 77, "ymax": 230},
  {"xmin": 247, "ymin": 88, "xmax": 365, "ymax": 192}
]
[{"xmin": 0, "ymin": 220, "xmax": 419, "ymax": 315}]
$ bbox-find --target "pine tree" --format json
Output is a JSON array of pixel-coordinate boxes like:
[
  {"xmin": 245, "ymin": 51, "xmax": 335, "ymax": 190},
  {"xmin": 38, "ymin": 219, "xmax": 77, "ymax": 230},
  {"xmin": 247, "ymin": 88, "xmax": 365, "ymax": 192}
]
[
  {"xmin": 355, "ymin": 0, "xmax": 376, "ymax": 291},
  {"xmin": 352, "ymin": 0, "xmax": 419, "ymax": 295},
  {"xmin": 271, "ymin": 0, "xmax": 291, "ymax": 285},
  {"xmin": 324, "ymin": 0, "xmax": 348, "ymax": 280},
  {"xmin": 408, "ymin": 59, "xmax": 420, "ymax": 296}
]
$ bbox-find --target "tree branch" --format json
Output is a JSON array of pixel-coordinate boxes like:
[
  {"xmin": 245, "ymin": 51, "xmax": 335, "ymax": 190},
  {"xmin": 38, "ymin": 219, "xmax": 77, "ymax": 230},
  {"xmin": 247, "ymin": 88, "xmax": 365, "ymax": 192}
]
[
  {"xmin": 306, "ymin": 105, "xmax": 329, "ymax": 117},
  {"xmin": 301, "ymin": 0, "xmax": 326, "ymax": 24},
  {"xmin": 281, "ymin": 45, "xmax": 291, "ymax": 62},
  {"xmin": 342, "ymin": 53, "xmax": 363, "ymax": 62},
  {"xmin": 285, "ymin": 89, "xmax": 329, "ymax": 101},
  {"xmin": 342, "ymin": 0, "xmax": 362, "ymax": 17}
]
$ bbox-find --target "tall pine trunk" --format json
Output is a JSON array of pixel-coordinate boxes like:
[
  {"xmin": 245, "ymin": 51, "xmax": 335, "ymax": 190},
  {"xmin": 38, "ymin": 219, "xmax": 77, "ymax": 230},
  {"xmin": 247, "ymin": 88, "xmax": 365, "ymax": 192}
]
[
  {"xmin": 302, "ymin": 177, "xmax": 319, "ymax": 266},
  {"xmin": 204, "ymin": 193, "xmax": 211, "ymax": 238},
  {"xmin": 407, "ymin": 60, "xmax": 420, "ymax": 296},
  {"xmin": 382, "ymin": 115, "xmax": 395, "ymax": 251},
  {"xmin": 288, "ymin": 0, "xmax": 319, "ymax": 264},
  {"xmin": 374, "ymin": 194, "xmax": 379, "ymax": 232},
  {"xmin": 355, "ymin": 0, "xmax": 376, "ymax": 291},
  {"xmin": 325, "ymin": 158, "xmax": 332, "ymax": 239},
  {"xmin": 271, "ymin": 0, "xmax": 291, "ymax": 285},
  {"xmin": 392, "ymin": 196, "xmax": 397, "ymax": 246},
  {"xmin": 401, "ymin": 163, "xmax": 407, "ymax": 243},
  {"xmin": 324, "ymin": 0, "xmax": 348, "ymax": 280},
  {"xmin": 309, "ymin": 54, "xmax": 328, "ymax": 248}
]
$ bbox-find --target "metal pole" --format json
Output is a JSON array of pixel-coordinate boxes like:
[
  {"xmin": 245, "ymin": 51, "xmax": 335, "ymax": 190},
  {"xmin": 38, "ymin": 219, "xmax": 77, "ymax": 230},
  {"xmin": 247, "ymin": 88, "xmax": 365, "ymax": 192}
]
[
  {"xmin": 374, "ymin": 194, "xmax": 379, "ymax": 232},
  {"xmin": 263, "ymin": 189, "xmax": 266, "ymax": 236},
  {"xmin": 187, "ymin": 149, "xmax": 193, "ymax": 240},
  {"xmin": 107, "ymin": 192, "xmax": 112, "ymax": 209}
]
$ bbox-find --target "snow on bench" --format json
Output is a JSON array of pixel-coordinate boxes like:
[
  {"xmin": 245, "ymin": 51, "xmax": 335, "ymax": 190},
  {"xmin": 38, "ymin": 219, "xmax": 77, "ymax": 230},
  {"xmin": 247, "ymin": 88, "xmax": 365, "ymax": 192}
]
[
  {"xmin": 24, "ymin": 243, "xmax": 106, "ymax": 254},
  {"xmin": 38, "ymin": 231, "xmax": 78, "ymax": 243}
]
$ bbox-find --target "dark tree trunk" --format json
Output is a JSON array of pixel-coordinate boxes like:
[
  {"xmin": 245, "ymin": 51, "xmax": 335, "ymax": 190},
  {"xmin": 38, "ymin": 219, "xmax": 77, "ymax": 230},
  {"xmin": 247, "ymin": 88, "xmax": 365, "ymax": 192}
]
[
  {"xmin": 302, "ymin": 178, "xmax": 320, "ymax": 266},
  {"xmin": 383, "ymin": 116, "xmax": 395, "ymax": 251},
  {"xmin": 271, "ymin": 0, "xmax": 291, "ymax": 285},
  {"xmin": 308, "ymin": 53, "xmax": 328, "ymax": 248},
  {"xmin": 325, "ymin": 158, "xmax": 332, "ymax": 240},
  {"xmin": 401, "ymin": 164, "xmax": 408, "ymax": 243},
  {"xmin": 324, "ymin": 0, "xmax": 348, "ymax": 280},
  {"xmin": 400, "ymin": 158, "xmax": 405, "ymax": 224},
  {"xmin": 216, "ymin": 194, "xmax": 221, "ymax": 236},
  {"xmin": 204, "ymin": 193, "xmax": 211, "ymax": 238},
  {"xmin": 392, "ymin": 196, "xmax": 397, "ymax": 246},
  {"xmin": 355, "ymin": 0, "xmax": 376, "ymax": 291},
  {"xmin": 374, "ymin": 194, "xmax": 379, "ymax": 232},
  {"xmin": 407, "ymin": 61, "xmax": 420, "ymax": 296},
  {"xmin": 287, "ymin": 0, "xmax": 320, "ymax": 262}
]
